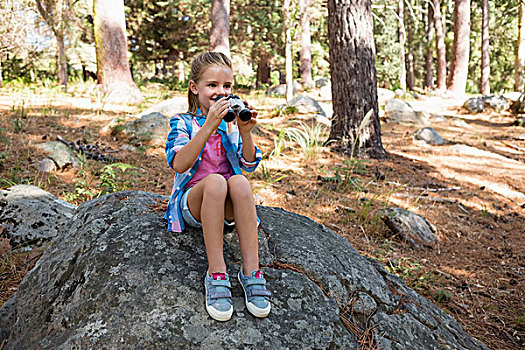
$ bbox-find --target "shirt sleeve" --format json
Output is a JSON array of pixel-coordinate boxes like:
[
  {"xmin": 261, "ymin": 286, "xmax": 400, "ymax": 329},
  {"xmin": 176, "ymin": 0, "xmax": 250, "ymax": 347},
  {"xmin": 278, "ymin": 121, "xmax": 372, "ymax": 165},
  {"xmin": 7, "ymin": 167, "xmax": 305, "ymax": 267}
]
[{"xmin": 165, "ymin": 114, "xmax": 190, "ymax": 168}]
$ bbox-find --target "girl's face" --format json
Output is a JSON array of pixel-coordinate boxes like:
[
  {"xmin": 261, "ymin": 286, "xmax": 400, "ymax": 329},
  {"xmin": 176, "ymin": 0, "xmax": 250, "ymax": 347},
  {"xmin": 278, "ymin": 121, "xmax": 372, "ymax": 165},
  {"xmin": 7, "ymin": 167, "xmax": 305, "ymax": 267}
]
[{"xmin": 189, "ymin": 65, "xmax": 233, "ymax": 116}]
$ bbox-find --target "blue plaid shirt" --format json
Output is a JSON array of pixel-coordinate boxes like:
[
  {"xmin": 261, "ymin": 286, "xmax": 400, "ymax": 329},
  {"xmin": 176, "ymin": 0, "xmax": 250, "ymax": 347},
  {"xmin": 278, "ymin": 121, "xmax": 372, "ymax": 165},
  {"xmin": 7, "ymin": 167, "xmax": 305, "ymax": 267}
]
[{"xmin": 165, "ymin": 109, "xmax": 262, "ymax": 232}]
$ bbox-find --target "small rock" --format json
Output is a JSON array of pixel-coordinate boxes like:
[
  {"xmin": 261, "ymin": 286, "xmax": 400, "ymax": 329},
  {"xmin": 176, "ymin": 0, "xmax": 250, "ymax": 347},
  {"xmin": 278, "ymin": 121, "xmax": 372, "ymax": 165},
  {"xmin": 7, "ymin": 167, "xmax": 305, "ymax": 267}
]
[
  {"xmin": 314, "ymin": 78, "xmax": 330, "ymax": 88},
  {"xmin": 120, "ymin": 145, "xmax": 137, "ymax": 152},
  {"xmin": 34, "ymin": 158, "xmax": 56, "ymax": 172},
  {"xmin": 36, "ymin": 142, "xmax": 81, "ymax": 169},
  {"xmin": 413, "ymin": 127, "xmax": 445, "ymax": 145},
  {"xmin": 380, "ymin": 207, "xmax": 436, "ymax": 247},
  {"xmin": 481, "ymin": 95, "xmax": 509, "ymax": 111},
  {"xmin": 430, "ymin": 114, "xmax": 447, "ymax": 122},
  {"xmin": 463, "ymin": 97, "xmax": 485, "ymax": 113}
]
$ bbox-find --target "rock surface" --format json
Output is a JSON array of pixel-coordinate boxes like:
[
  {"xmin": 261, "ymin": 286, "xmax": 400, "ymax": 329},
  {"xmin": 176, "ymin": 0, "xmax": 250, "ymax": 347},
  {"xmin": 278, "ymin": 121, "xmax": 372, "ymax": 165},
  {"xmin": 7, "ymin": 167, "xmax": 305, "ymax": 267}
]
[
  {"xmin": 383, "ymin": 99, "xmax": 428, "ymax": 125},
  {"xmin": 0, "ymin": 191, "xmax": 487, "ymax": 350},
  {"xmin": 380, "ymin": 207, "xmax": 437, "ymax": 247},
  {"xmin": 413, "ymin": 127, "xmax": 445, "ymax": 145},
  {"xmin": 122, "ymin": 112, "xmax": 170, "ymax": 147},
  {"xmin": 0, "ymin": 185, "xmax": 77, "ymax": 247},
  {"xmin": 36, "ymin": 142, "xmax": 81, "ymax": 170}
]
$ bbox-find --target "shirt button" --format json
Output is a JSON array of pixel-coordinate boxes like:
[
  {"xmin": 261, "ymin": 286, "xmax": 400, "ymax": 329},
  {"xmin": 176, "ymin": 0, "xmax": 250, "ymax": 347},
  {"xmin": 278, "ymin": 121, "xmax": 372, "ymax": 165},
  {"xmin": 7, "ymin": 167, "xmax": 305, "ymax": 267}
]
[{"xmin": 176, "ymin": 187, "xmax": 180, "ymax": 190}]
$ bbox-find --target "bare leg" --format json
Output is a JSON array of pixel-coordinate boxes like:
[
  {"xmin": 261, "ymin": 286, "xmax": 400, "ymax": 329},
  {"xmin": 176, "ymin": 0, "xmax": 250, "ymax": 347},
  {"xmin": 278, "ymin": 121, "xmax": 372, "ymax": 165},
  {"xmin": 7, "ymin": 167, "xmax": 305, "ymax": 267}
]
[
  {"xmin": 227, "ymin": 175, "xmax": 259, "ymax": 275},
  {"xmin": 187, "ymin": 174, "xmax": 228, "ymax": 274}
]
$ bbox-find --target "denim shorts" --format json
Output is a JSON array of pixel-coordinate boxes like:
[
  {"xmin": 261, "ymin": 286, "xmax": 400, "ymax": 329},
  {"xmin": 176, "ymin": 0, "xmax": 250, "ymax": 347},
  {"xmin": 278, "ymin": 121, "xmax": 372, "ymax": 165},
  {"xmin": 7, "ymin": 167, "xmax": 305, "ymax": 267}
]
[
  {"xmin": 180, "ymin": 187, "xmax": 202, "ymax": 228},
  {"xmin": 180, "ymin": 187, "xmax": 236, "ymax": 229}
]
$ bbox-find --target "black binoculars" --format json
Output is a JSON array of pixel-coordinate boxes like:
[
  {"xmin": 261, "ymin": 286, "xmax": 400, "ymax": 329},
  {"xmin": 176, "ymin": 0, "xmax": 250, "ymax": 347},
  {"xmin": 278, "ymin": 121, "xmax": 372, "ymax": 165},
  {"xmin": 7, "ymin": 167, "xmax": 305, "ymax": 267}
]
[{"xmin": 214, "ymin": 95, "xmax": 252, "ymax": 122}]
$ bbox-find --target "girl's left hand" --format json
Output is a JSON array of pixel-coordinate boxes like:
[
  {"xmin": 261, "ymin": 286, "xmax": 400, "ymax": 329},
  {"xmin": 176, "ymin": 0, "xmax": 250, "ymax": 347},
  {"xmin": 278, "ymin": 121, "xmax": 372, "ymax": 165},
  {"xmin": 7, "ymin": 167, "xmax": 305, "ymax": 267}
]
[{"xmin": 237, "ymin": 100, "xmax": 258, "ymax": 134}]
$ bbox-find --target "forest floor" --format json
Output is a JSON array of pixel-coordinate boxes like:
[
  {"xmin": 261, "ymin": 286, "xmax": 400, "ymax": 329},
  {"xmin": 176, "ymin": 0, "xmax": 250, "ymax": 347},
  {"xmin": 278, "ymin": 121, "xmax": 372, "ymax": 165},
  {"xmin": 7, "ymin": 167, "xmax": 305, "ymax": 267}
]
[{"xmin": 0, "ymin": 81, "xmax": 523, "ymax": 349}]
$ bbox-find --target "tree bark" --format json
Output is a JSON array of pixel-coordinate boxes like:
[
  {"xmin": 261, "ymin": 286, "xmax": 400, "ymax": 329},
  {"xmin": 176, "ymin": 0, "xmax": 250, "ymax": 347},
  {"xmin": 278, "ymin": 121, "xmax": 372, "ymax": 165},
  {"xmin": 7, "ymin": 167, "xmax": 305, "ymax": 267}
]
[
  {"xmin": 283, "ymin": 0, "xmax": 293, "ymax": 101},
  {"xmin": 35, "ymin": 0, "xmax": 68, "ymax": 90},
  {"xmin": 299, "ymin": 0, "xmax": 313, "ymax": 88},
  {"xmin": 425, "ymin": 2, "xmax": 435, "ymax": 89},
  {"xmin": 56, "ymin": 32, "xmax": 67, "ymax": 89},
  {"xmin": 406, "ymin": 1, "xmax": 415, "ymax": 90},
  {"xmin": 447, "ymin": 0, "xmax": 470, "ymax": 95},
  {"xmin": 480, "ymin": 0, "xmax": 490, "ymax": 95},
  {"xmin": 515, "ymin": 0, "xmax": 525, "ymax": 91},
  {"xmin": 256, "ymin": 51, "xmax": 271, "ymax": 88},
  {"xmin": 326, "ymin": 0, "xmax": 386, "ymax": 159},
  {"xmin": 93, "ymin": 0, "xmax": 143, "ymax": 105},
  {"xmin": 398, "ymin": 0, "xmax": 407, "ymax": 91},
  {"xmin": 432, "ymin": 0, "xmax": 446, "ymax": 91},
  {"xmin": 209, "ymin": 0, "xmax": 230, "ymax": 57},
  {"xmin": 0, "ymin": 60, "xmax": 3, "ymax": 88}
]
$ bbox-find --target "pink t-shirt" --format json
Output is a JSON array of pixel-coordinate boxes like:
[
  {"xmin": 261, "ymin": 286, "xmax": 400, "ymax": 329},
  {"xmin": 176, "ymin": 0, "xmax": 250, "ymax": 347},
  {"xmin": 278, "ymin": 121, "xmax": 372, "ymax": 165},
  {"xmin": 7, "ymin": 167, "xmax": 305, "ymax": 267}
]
[{"xmin": 185, "ymin": 133, "xmax": 231, "ymax": 188}]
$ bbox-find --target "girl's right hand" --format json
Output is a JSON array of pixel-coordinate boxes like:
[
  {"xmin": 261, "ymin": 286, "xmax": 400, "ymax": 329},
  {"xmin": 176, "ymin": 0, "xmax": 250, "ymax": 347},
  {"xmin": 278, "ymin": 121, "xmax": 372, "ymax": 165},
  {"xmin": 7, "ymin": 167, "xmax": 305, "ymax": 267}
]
[{"xmin": 204, "ymin": 98, "xmax": 230, "ymax": 130}]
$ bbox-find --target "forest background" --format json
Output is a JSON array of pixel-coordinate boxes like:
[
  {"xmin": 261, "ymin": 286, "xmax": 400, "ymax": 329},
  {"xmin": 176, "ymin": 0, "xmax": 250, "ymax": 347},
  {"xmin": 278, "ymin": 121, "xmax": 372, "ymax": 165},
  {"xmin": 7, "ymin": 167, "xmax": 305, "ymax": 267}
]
[{"xmin": 0, "ymin": 0, "xmax": 524, "ymax": 349}]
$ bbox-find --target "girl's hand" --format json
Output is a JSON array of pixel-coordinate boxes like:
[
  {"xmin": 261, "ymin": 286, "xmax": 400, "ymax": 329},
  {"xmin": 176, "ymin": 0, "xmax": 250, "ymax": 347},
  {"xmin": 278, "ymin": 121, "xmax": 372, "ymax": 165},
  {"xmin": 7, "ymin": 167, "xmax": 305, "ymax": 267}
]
[
  {"xmin": 204, "ymin": 98, "xmax": 230, "ymax": 130},
  {"xmin": 237, "ymin": 100, "xmax": 258, "ymax": 134}
]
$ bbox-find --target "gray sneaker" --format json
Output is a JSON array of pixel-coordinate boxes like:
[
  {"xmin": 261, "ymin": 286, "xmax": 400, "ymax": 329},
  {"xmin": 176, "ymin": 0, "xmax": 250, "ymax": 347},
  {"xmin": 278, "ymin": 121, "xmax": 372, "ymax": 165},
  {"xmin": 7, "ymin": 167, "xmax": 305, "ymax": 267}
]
[
  {"xmin": 204, "ymin": 272, "xmax": 233, "ymax": 321},
  {"xmin": 238, "ymin": 268, "xmax": 272, "ymax": 318}
]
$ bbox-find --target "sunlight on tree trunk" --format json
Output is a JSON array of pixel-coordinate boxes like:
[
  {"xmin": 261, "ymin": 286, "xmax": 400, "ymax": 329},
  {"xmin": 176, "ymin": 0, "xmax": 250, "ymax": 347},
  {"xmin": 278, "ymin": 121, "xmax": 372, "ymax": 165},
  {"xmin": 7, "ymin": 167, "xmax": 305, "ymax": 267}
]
[
  {"xmin": 515, "ymin": 0, "xmax": 525, "ymax": 91},
  {"xmin": 480, "ymin": 0, "xmax": 490, "ymax": 95},
  {"xmin": 210, "ymin": 0, "xmax": 230, "ymax": 57},
  {"xmin": 398, "ymin": 0, "xmax": 407, "ymax": 91},
  {"xmin": 447, "ymin": 0, "xmax": 470, "ymax": 95},
  {"xmin": 93, "ymin": 0, "xmax": 143, "ymax": 105},
  {"xmin": 432, "ymin": 0, "xmax": 446, "ymax": 91},
  {"xmin": 299, "ymin": 0, "xmax": 313, "ymax": 89},
  {"xmin": 425, "ymin": 2, "xmax": 435, "ymax": 89},
  {"xmin": 283, "ymin": 0, "xmax": 293, "ymax": 102},
  {"xmin": 327, "ymin": 0, "xmax": 386, "ymax": 159}
]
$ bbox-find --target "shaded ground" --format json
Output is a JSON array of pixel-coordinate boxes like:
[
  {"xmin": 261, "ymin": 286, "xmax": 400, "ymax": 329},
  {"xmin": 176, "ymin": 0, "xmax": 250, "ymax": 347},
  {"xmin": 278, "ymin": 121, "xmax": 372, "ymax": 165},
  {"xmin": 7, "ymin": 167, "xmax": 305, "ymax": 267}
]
[{"xmin": 0, "ymin": 82, "xmax": 523, "ymax": 349}]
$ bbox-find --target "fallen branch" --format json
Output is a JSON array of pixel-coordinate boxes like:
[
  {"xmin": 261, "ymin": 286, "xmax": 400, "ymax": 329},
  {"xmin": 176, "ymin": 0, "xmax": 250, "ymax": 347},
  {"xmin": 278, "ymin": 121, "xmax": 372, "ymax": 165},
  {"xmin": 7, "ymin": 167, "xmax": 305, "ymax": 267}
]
[
  {"xmin": 499, "ymin": 140, "xmax": 525, "ymax": 152},
  {"xmin": 387, "ymin": 181, "xmax": 462, "ymax": 192}
]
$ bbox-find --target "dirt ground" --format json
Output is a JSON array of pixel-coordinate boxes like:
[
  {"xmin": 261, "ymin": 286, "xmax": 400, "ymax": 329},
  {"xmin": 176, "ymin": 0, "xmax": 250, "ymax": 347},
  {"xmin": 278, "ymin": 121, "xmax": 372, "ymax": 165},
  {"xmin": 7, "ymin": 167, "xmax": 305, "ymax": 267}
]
[{"xmin": 0, "ymin": 83, "xmax": 523, "ymax": 349}]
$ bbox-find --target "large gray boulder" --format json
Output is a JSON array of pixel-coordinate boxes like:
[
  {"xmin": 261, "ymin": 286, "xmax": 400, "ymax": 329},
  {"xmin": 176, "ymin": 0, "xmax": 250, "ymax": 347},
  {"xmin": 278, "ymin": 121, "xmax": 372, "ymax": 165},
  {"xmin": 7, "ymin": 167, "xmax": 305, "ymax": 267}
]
[
  {"xmin": 383, "ymin": 99, "xmax": 428, "ymax": 125},
  {"xmin": 0, "ymin": 185, "xmax": 77, "ymax": 247},
  {"xmin": 0, "ymin": 191, "xmax": 487, "ymax": 350},
  {"xmin": 122, "ymin": 112, "xmax": 170, "ymax": 147}
]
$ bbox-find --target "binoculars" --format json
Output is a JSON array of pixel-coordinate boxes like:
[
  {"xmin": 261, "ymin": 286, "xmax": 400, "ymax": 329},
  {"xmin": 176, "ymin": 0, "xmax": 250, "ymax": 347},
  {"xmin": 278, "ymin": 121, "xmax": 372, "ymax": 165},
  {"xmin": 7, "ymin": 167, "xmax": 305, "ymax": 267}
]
[{"xmin": 214, "ymin": 95, "xmax": 252, "ymax": 122}]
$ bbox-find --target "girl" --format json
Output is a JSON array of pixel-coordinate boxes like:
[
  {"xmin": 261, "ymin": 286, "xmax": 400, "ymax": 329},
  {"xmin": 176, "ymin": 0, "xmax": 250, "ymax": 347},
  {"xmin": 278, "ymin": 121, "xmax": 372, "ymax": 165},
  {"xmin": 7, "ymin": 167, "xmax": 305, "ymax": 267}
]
[{"xmin": 164, "ymin": 52, "xmax": 271, "ymax": 322}]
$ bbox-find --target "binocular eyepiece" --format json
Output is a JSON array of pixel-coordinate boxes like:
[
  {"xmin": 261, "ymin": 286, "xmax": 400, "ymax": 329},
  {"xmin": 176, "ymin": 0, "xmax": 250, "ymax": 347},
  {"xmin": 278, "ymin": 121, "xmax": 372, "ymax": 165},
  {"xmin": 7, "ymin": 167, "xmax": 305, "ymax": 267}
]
[{"xmin": 214, "ymin": 94, "xmax": 252, "ymax": 122}]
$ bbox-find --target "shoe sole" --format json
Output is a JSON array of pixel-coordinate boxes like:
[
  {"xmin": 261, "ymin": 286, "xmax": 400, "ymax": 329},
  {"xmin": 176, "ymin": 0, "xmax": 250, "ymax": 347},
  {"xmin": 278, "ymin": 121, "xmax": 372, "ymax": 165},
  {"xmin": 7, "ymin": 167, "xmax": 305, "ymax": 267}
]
[
  {"xmin": 238, "ymin": 272, "xmax": 271, "ymax": 318},
  {"xmin": 204, "ymin": 275, "xmax": 233, "ymax": 322}
]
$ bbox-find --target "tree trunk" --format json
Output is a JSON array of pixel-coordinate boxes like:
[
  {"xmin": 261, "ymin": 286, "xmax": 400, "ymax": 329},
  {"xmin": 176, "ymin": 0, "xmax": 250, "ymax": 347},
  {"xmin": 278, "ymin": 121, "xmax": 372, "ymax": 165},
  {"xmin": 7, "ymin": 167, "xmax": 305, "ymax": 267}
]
[
  {"xmin": 299, "ymin": 0, "xmax": 313, "ymax": 88},
  {"xmin": 515, "ymin": 0, "xmax": 525, "ymax": 91},
  {"xmin": 398, "ymin": 0, "xmax": 407, "ymax": 91},
  {"xmin": 447, "ymin": 0, "xmax": 470, "ymax": 95},
  {"xmin": 93, "ymin": 0, "xmax": 143, "ymax": 105},
  {"xmin": 35, "ymin": 0, "xmax": 68, "ymax": 90},
  {"xmin": 425, "ymin": 2, "xmax": 435, "ymax": 89},
  {"xmin": 178, "ymin": 52, "xmax": 185, "ymax": 83},
  {"xmin": 284, "ymin": 0, "xmax": 293, "ymax": 102},
  {"xmin": 209, "ymin": 0, "xmax": 230, "ymax": 57},
  {"xmin": 432, "ymin": 0, "xmax": 446, "ymax": 91},
  {"xmin": 0, "ymin": 60, "xmax": 3, "ymax": 88},
  {"xmin": 56, "ymin": 32, "xmax": 68, "ymax": 90},
  {"xmin": 326, "ymin": 0, "xmax": 386, "ymax": 159},
  {"xmin": 480, "ymin": 0, "xmax": 490, "ymax": 95},
  {"xmin": 256, "ymin": 51, "xmax": 271, "ymax": 88},
  {"xmin": 406, "ymin": 1, "xmax": 415, "ymax": 90}
]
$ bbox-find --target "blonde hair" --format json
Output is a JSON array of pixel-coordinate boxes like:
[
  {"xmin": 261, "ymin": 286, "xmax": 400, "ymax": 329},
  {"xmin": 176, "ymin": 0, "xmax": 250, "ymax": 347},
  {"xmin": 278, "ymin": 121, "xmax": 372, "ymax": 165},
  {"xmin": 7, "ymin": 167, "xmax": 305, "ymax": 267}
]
[{"xmin": 188, "ymin": 51, "xmax": 232, "ymax": 115}]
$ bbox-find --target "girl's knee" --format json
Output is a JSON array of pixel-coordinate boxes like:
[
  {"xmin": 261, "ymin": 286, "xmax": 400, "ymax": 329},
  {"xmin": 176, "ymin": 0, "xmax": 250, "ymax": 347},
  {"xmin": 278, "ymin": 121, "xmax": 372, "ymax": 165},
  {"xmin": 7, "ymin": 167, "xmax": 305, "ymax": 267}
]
[
  {"xmin": 227, "ymin": 175, "xmax": 253, "ymax": 199},
  {"xmin": 203, "ymin": 174, "xmax": 228, "ymax": 198}
]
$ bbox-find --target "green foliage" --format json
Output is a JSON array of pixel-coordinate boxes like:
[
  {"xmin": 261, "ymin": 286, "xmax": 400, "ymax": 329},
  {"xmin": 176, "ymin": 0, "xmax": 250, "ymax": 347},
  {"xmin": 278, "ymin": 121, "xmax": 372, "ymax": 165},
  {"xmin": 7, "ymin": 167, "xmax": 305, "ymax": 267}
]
[
  {"xmin": 273, "ymin": 104, "xmax": 298, "ymax": 117},
  {"xmin": 98, "ymin": 163, "xmax": 138, "ymax": 194}
]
